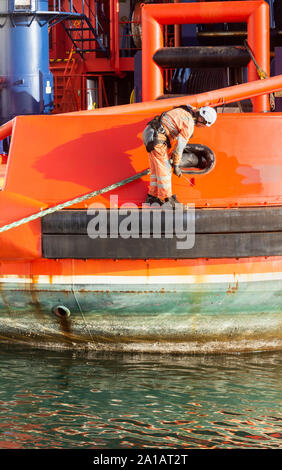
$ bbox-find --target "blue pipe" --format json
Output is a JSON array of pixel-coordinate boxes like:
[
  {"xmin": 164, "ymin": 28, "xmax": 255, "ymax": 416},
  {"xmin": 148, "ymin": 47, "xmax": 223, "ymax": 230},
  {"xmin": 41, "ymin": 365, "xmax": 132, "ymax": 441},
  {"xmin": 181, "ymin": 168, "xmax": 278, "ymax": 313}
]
[{"xmin": 0, "ymin": 0, "xmax": 53, "ymax": 125}]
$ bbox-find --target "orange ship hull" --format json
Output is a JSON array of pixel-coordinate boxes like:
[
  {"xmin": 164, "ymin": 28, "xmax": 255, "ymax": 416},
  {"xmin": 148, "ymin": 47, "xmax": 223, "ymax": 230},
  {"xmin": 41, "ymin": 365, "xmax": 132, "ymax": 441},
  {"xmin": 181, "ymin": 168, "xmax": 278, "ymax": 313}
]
[{"xmin": 0, "ymin": 79, "xmax": 282, "ymax": 352}]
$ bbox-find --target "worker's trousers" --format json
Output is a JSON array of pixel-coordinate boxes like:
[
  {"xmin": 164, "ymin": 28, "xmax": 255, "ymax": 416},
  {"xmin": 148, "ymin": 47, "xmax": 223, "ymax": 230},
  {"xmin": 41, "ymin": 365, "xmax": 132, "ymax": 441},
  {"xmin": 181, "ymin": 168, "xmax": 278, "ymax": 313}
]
[{"xmin": 148, "ymin": 138, "xmax": 172, "ymax": 200}]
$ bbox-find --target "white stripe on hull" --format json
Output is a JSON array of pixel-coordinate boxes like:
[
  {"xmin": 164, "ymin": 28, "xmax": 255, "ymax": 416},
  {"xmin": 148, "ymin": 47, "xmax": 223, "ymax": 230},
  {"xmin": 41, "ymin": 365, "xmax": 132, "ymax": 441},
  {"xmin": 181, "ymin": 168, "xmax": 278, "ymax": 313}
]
[{"xmin": 1, "ymin": 272, "xmax": 282, "ymax": 285}]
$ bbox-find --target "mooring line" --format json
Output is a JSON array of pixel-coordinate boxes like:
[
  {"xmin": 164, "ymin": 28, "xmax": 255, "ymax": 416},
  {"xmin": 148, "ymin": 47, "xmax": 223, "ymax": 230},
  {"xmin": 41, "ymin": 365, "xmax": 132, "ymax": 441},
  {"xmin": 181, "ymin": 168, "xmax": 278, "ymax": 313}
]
[
  {"xmin": 0, "ymin": 169, "xmax": 150, "ymax": 233},
  {"xmin": 71, "ymin": 284, "xmax": 95, "ymax": 344},
  {"xmin": 71, "ymin": 259, "xmax": 96, "ymax": 344}
]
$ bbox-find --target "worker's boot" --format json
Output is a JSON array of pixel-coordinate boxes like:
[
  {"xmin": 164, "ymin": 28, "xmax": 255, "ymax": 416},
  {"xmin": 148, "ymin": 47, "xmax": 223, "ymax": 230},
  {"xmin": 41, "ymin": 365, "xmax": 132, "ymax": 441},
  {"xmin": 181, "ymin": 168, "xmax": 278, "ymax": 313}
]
[
  {"xmin": 162, "ymin": 194, "xmax": 184, "ymax": 209},
  {"xmin": 144, "ymin": 194, "xmax": 163, "ymax": 206}
]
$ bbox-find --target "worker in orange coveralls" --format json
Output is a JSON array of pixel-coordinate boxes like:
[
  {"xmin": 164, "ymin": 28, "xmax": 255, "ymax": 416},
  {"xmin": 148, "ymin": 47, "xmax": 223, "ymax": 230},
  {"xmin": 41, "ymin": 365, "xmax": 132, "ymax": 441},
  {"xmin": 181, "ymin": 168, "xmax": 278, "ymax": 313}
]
[{"xmin": 143, "ymin": 105, "xmax": 217, "ymax": 208}]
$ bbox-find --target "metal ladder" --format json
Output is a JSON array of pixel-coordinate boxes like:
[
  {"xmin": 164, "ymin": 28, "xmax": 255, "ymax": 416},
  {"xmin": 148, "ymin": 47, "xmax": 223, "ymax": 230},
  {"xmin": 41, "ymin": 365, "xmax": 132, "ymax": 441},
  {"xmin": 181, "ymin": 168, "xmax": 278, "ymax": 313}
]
[{"xmin": 62, "ymin": 0, "xmax": 109, "ymax": 58}]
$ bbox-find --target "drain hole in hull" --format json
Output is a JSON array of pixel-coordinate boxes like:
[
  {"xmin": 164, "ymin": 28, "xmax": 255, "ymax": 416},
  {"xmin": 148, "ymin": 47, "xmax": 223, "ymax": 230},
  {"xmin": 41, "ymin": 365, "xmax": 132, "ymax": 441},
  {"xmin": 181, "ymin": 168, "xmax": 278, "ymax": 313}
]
[{"xmin": 53, "ymin": 305, "xmax": 71, "ymax": 318}]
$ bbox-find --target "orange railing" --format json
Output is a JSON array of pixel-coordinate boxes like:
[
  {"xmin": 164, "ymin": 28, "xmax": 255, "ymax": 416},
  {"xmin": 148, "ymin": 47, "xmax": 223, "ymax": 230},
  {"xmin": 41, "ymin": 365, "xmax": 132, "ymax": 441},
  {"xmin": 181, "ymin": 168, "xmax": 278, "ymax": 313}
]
[{"xmin": 141, "ymin": 1, "xmax": 270, "ymax": 112}]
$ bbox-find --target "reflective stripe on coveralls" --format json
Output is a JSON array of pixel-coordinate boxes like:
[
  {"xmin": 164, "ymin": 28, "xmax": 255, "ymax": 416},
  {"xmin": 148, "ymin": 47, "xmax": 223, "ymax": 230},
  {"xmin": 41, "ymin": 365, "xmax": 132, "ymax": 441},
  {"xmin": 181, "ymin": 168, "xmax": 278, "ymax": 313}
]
[
  {"xmin": 161, "ymin": 107, "xmax": 195, "ymax": 166},
  {"xmin": 148, "ymin": 134, "xmax": 171, "ymax": 199},
  {"xmin": 148, "ymin": 108, "xmax": 195, "ymax": 199}
]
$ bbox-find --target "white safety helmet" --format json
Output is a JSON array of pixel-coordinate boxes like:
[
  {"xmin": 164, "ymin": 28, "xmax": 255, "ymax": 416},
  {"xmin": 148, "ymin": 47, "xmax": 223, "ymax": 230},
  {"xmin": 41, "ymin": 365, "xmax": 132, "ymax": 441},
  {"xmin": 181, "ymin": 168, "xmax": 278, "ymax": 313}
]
[{"xmin": 198, "ymin": 106, "xmax": 217, "ymax": 127}]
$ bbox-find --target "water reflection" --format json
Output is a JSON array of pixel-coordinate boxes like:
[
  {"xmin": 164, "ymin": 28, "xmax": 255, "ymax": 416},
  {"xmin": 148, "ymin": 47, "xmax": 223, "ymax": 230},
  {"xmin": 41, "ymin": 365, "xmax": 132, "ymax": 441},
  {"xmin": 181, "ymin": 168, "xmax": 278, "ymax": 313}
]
[{"xmin": 0, "ymin": 344, "xmax": 281, "ymax": 449}]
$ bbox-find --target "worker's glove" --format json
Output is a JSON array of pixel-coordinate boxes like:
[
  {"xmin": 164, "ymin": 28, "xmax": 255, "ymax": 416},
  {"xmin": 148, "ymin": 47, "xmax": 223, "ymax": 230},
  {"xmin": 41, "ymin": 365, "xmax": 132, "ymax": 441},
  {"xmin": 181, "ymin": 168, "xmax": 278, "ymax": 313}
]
[{"xmin": 173, "ymin": 165, "xmax": 182, "ymax": 177}]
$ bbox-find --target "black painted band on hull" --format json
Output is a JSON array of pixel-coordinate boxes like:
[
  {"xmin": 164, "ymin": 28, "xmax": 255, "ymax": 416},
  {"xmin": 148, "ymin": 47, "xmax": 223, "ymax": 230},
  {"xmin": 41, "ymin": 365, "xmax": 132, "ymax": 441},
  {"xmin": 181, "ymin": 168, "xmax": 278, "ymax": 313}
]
[
  {"xmin": 42, "ymin": 207, "xmax": 282, "ymax": 234},
  {"xmin": 42, "ymin": 207, "xmax": 282, "ymax": 259},
  {"xmin": 42, "ymin": 232, "xmax": 282, "ymax": 259}
]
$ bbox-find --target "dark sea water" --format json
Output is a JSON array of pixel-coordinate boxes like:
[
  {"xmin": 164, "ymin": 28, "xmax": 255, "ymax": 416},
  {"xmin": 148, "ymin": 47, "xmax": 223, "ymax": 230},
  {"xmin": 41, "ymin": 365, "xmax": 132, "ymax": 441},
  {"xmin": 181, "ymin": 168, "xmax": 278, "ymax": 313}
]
[{"xmin": 0, "ymin": 344, "xmax": 281, "ymax": 450}]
